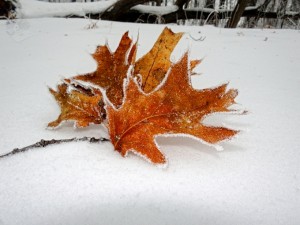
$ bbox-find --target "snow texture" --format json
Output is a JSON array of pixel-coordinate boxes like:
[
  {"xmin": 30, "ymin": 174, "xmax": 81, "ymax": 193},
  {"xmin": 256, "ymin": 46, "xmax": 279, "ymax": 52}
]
[
  {"xmin": 131, "ymin": 5, "xmax": 178, "ymax": 15},
  {"xmin": 15, "ymin": 0, "xmax": 178, "ymax": 19},
  {"xmin": 16, "ymin": 0, "xmax": 118, "ymax": 18},
  {"xmin": 0, "ymin": 18, "xmax": 300, "ymax": 225}
]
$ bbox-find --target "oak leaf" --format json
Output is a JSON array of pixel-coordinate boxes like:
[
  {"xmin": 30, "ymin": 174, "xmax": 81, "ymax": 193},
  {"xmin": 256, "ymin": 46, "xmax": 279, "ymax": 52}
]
[
  {"xmin": 49, "ymin": 28, "xmax": 197, "ymax": 129},
  {"xmin": 74, "ymin": 32, "xmax": 136, "ymax": 107},
  {"xmin": 48, "ymin": 32, "xmax": 135, "ymax": 128},
  {"xmin": 48, "ymin": 83, "xmax": 104, "ymax": 128},
  {"xmin": 107, "ymin": 53, "xmax": 239, "ymax": 165},
  {"xmin": 47, "ymin": 27, "xmax": 243, "ymax": 166},
  {"xmin": 134, "ymin": 27, "xmax": 183, "ymax": 93}
]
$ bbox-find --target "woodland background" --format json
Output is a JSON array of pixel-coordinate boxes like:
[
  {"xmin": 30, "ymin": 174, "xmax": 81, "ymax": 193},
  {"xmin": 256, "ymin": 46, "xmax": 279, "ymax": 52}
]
[{"xmin": 1, "ymin": 0, "xmax": 300, "ymax": 29}]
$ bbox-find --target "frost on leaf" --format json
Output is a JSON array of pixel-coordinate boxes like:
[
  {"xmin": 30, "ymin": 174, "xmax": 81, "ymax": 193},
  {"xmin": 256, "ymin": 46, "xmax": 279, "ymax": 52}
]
[
  {"xmin": 74, "ymin": 32, "xmax": 136, "ymax": 108},
  {"xmin": 48, "ymin": 27, "xmax": 243, "ymax": 165},
  {"xmin": 107, "ymin": 53, "xmax": 239, "ymax": 165},
  {"xmin": 48, "ymin": 83, "xmax": 104, "ymax": 128}
]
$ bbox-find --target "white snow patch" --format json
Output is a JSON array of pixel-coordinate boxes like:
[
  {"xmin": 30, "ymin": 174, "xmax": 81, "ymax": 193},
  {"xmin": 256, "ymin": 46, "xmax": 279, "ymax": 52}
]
[
  {"xmin": 160, "ymin": 133, "xmax": 224, "ymax": 151},
  {"xmin": 16, "ymin": 0, "xmax": 117, "ymax": 18},
  {"xmin": 125, "ymin": 149, "xmax": 168, "ymax": 169},
  {"xmin": 131, "ymin": 5, "xmax": 178, "ymax": 16}
]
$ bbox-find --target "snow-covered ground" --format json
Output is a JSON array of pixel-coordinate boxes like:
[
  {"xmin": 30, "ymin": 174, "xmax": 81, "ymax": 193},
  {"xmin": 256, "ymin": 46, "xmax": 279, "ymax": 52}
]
[
  {"xmin": 16, "ymin": 0, "xmax": 178, "ymax": 18},
  {"xmin": 0, "ymin": 18, "xmax": 299, "ymax": 225}
]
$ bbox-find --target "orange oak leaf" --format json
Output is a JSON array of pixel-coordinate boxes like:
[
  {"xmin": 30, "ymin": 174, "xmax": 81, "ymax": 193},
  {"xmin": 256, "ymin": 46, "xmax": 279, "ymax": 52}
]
[
  {"xmin": 74, "ymin": 32, "xmax": 136, "ymax": 107},
  {"xmin": 107, "ymin": 53, "xmax": 239, "ymax": 165},
  {"xmin": 134, "ymin": 27, "xmax": 183, "ymax": 93},
  {"xmin": 50, "ymin": 28, "xmax": 197, "ymax": 129},
  {"xmin": 48, "ymin": 83, "xmax": 104, "ymax": 128}
]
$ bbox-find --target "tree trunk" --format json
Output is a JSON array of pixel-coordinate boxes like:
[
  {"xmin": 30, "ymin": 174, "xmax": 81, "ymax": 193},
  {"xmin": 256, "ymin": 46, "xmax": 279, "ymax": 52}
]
[
  {"xmin": 225, "ymin": 0, "xmax": 250, "ymax": 28},
  {"xmin": 0, "ymin": 0, "xmax": 15, "ymax": 18},
  {"xmin": 101, "ymin": 0, "xmax": 162, "ymax": 21},
  {"xmin": 175, "ymin": 0, "xmax": 191, "ymax": 8}
]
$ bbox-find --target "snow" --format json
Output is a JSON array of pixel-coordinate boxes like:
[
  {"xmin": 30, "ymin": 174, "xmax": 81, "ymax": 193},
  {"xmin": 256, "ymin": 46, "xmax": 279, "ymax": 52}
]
[
  {"xmin": 131, "ymin": 5, "xmax": 178, "ymax": 16},
  {"xmin": 16, "ymin": 0, "xmax": 117, "ymax": 18},
  {"xmin": 15, "ymin": 0, "xmax": 178, "ymax": 18},
  {"xmin": 0, "ymin": 18, "xmax": 300, "ymax": 225}
]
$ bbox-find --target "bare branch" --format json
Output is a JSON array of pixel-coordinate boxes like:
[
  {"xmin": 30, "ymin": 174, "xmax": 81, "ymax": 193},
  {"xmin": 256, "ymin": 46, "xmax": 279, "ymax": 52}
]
[{"xmin": 0, "ymin": 137, "xmax": 110, "ymax": 159}]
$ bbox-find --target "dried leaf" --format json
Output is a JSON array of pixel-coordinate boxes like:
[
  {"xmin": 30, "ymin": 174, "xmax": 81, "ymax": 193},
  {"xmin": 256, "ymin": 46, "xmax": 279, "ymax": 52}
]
[
  {"xmin": 107, "ymin": 53, "xmax": 239, "ymax": 165},
  {"xmin": 74, "ymin": 32, "xmax": 136, "ymax": 107},
  {"xmin": 48, "ymin": 83, "xmax": 104, "ymax": 128},
  {"xmin": 47, "ymin": 27, "xmax": 243, "ymax": 166},
  {"xmin": 134, "ymin": 27, "xmax": 183, "ymax": 93}
]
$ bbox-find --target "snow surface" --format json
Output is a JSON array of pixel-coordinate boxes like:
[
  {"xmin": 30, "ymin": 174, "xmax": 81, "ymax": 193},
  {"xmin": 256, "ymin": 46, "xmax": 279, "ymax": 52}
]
[
  {"xmin": 16, "ymin": 0, "xmax": 117, "ymax": 18},
  {"xmin": 0, "ymin": 18, "xmax": 300, "ymax": 225},
  {"xmin": 15, "ymin": 0, "xmax": 178, "ymax": 19},
  {"xmin": 131, "ymin": 5, "xmax": 178, "ymax": 16}
]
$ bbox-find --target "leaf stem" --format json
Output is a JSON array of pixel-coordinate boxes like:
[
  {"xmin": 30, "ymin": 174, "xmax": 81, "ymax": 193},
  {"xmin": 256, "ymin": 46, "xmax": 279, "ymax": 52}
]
[{"xmin": 0, "ymin": 137, "xmax": 110, "ymax": 159}]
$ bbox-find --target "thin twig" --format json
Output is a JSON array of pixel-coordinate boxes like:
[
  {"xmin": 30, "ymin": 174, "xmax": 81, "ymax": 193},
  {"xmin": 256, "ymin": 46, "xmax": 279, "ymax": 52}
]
[
  {"xmin": 0, "ymin": 137, "xmax": 110, "ymax": 159},
  {"xmin": 189, "ymin": 33, "xmax": 206, "ymax": 41}
]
